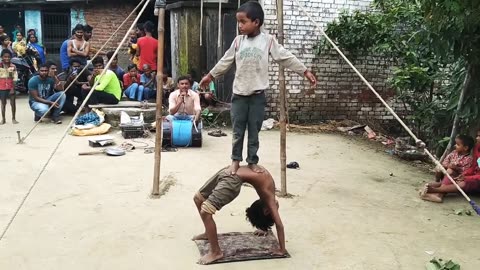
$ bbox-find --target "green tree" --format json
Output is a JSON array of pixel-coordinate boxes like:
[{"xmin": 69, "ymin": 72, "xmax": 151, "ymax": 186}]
[
  {"xmin": 318, "ymin": 0, "xmax": 480, "ymax": 155},
  {"xmin": 421, "ymin": 0, "xmax": 480, "ymax": 159}
]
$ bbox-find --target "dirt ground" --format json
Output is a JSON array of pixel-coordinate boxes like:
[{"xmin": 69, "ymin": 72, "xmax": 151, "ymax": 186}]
[{"xmin": 1, "ymin": 97, "xmax": 479, "ymax": 270}]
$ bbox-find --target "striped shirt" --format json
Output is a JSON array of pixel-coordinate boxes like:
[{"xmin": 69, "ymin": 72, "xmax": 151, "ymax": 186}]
[{"xmin": 0, "ymin": 62, "xmax": 18, "ymax": 90}]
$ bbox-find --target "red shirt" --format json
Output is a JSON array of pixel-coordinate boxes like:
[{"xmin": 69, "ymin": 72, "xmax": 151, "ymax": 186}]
[
  {"xmin": 137, "ymin": 36, "xmax": 158, "ymax": 71},
  {"xmin": 463, "ymin": 144, "xmax": 480, "ymax": 182},
  {"xmin": 123, "ymin": 73, "xmax": 141, "ymax": 88}
]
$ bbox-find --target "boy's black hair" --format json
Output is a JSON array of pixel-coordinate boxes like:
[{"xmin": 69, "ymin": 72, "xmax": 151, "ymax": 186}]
[
  {"xmin": 0, "ymin": 35, "xmax": 8, "ymax": 43},
  {"xmin": 457, "ymin": 134, "xmax": 475, "ymax": 152},
  {"xmin": 27, "ymin": 29, "xmax": 35, "ymax": 34},
  {"xmin": 92, "ymin": 56, "xmax": 104, "ymax": 66},
  {"xmin": 39, "ymin": 63, "xmax": 49, "ymax": 70},
  {"xmin": 237, "ymin": 1, "xmax": 264, "ymax": 27},
  {"xmin": 245, "ymin": 199, "xmax": 274, "ymax": 231},
  {"xmin": 127, "ymin": 64, "xmax": 137, "ymax": 71},
  {"xmin": 1, "ymin": 49, "xmax": 12, "ymax": 57},
  {"xmin": 177, "ymin": 75, "xmax": 191, "ymax": 84},
  {"xmin": 73, "ymin": 24, "xmax": 84, "ymax": 32},
  {"xmin": 71, "ymin": 29, "xmax": 76, "ymax": 36},
  {"xmin": 106, "ymin": 51, "xmax": 116, "ymax": 60},
  {"xmin": 84, "ymin": 24, "xmax": 93, "ymax": 33},
  {"xmin": 69, "ymin": 57, "xmax": 82, "ymax": 66},
  {"xmin": 143, "ymin": 21, "xmax": 155, "ymax": 33},
  {"xmin": 46, "ymin": 60, "xmax": 56, "ymax": 68}
]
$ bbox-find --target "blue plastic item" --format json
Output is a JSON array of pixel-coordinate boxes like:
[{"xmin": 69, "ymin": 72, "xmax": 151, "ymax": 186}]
[{"xmin": 172, "ymin": 119, "xmax": 193, "ymax": 147}]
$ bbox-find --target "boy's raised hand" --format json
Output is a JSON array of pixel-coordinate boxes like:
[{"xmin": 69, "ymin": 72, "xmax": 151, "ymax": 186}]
[
  {"xmin": 304, "ymin": 70, "xmax": 317, "ymax": 87},
  {"xmin": 199, "ymin": 73, "xmax": 213, "ymax": 90}
]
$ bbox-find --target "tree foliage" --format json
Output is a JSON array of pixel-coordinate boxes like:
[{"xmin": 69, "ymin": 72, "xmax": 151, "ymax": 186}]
[{"xmin": 317, "ymin": 0, "xmax": 480, "ymax": 150}]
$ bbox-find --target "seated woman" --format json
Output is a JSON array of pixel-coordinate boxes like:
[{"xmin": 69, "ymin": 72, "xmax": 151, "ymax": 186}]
[
  {"xmin": 123, "ymin": 64, "xmax": 143, "ymax": 101},
  {"xmin": 140, "ymin": 64, "xmax": 157, "ymax": 100},
  {"xmin": 421, "ymin": 131, "xmax": 480, "ymax": 203},
  {"xmin": 27, "ymin": 34, "xmax": 46, "ymax": 65}
]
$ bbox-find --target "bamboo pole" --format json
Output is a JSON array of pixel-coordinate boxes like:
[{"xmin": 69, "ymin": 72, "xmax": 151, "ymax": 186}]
[
  {"xmin": 276, "ymin": 0, "xmax": 288, "ymax": 196},
  {"xmin": 152, "ymin": 0, "xmax": 166, "ymax": 196}
]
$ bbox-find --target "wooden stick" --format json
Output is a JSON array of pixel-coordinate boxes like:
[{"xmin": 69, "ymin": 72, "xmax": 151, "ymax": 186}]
[
  {"xmin": 152, "ymin": 1, "xmax": 166, "ymax": 196},
  {"xmin": 277, "ymin": 0, "xmax": 288, "ymax": 196}
]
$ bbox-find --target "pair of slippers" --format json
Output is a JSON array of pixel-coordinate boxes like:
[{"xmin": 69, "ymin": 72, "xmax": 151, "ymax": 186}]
[{"xmin": 208, "ymin": 130, "xmax": 227, "ymax": 137}]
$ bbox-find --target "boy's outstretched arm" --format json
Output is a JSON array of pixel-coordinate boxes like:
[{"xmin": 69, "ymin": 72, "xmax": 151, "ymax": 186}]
[
  {"xmin": 269, "ymin": 36, "xmax": 317, "ymax": 87},
  {"xmin": 267, "ymin": 198, "xmax": 286, "ymax": 255}
]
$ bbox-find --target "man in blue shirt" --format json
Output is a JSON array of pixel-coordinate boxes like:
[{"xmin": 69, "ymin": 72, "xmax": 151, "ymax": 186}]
[
  {"xmin": 28, "ymin": 64, "xmax": 66, "ymax": 124},
  {"xmin": 60, "ymin": 29, "xmax": 75, "ymax": 71}
]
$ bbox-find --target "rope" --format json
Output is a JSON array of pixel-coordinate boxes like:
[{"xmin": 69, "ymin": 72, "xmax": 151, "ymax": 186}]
[
  {"xmin": 0, "ymin": 0, "xmax": 152, "ymax": 243},
  {"xmin": 200, "ymin": 0, "xmax": 204, "ymax": 46},
  {"xmin": 19, "ymin": 0, "xmax": 147, "ymax": 144},
  {"xmin": 237, "ymin": 0, "xmax": 240, "ymax": 36},
  {"xmin": 292, "ymin": 0, "xmax": 476, "ymax": 206},
  {"xmin": 218, "ymin": 0, "xmax": 222, "ymax": 48}
]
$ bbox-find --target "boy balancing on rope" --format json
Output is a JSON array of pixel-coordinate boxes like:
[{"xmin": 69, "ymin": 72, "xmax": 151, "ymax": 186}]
[
  {"xmin": 421, "ymin": 132, "xmax": 480, "ymax": 203},
  {"xmin": 192, "ymin": 166, "xmax": 285, "ymax": 264},
  {"xmin": 199, "ymin": 1, "xmax": 317, "ymax": 175}
]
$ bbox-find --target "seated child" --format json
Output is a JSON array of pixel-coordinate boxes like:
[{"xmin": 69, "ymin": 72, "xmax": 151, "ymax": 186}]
[
  {"xmin": 434, "ymin": 134, "xmax": 474, "ymax": 181},
  {"xmin": 421, "ymin": 132, "xmax": 480, "ymax": 203}
]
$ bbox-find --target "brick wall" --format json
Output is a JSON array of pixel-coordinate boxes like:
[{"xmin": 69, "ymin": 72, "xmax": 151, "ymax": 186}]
[
  {"xmin": 82, "ymin": 3, "xmax": 137, "ymax": 64},
  {"xmin": 261, "ymin": 0, "xmax": 403, "ymax": 124}
]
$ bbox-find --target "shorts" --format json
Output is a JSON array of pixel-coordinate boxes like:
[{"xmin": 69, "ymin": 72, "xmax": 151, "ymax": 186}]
[
  {"xmin": 0, "ymin": 90, "xmax": 11, "ymax": 98},
  {"xmin": 197, "ymin": 167, "xmax": 243, "ymax": 214},
  {"xmin": 441, "ymin": 176, "xmax": 480, "ymax": 193}
]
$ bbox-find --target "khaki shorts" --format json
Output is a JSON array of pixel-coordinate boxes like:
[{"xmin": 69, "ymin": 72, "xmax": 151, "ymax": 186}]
[{"xmin": 198, "ymin": 168, "xmax": 243, "ymax": 214}]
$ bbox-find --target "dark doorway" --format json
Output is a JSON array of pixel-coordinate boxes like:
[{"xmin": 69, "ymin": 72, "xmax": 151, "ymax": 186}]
[
  {"xmin": 41, "ymin": 9, "xmax": 71, "ymax": 64},
  {"xmin": 0, "ymin": 9, "xmax": 25, "ymax": 41}
]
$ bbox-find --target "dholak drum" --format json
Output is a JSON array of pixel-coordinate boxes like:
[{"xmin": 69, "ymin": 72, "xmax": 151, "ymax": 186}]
[{"xmin": 162, "ymin": 118, "xmax": 202, "ymax": 147}]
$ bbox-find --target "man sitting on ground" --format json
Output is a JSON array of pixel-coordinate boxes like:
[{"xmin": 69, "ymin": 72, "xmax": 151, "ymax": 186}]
[
  {"xmin": 81, "ymin": 56, "xmax": 121, "ymax": 108},
  {"xmin": 28, "ymin": 64, "xmax": 65, "ymax": 124},
  {"xmin": 167, "ymin": 75, "xmax": 201, "ymax": 124},
  {"xmin": 192, "ymin": 166, "xmax": 286, "ymax": 264}
]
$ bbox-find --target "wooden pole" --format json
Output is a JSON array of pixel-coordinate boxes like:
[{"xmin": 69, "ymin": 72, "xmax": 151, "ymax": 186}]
[
  {"xmin": 277, "ymin": 0, "xmax": 287, "ymax": 196},
  {"xmin": 152, "ymin": 0, "xmax": 166, "ymax": 196}
]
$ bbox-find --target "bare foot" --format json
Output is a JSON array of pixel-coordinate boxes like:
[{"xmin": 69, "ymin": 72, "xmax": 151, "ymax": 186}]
[
  {"xmin": 192, "ymin": 233, "xmax": 208, "ymax": 241},
  {"xmin": 12, "ymin": 119, "xmax": 19, "ymax": 124},
  {"xmin": 0, "ymin": 119, "xmax": 5, "ymax": 125},
  {"xmin": 248, "ymin": 163, "xmax": 265, "ymax": 173},
  {"xmin": 229, "ymin": 160, "xmax": 240, "ymax": 175},
  {"xmin": 197, "ymin": 251, "xmax": 224, "ymax": 265},
  {"xmin": 421, "ymin": 193, "xmax": 443, "ymax": 203},
  {"xmin": 419, "ymin": 184, "xmax": 428, "ymax": 197}
]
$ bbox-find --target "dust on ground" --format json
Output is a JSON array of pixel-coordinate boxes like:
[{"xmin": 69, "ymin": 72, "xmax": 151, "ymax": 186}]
[{"xmin": 0, "ymin": 97, "xmax": 479, "ymax": 270}]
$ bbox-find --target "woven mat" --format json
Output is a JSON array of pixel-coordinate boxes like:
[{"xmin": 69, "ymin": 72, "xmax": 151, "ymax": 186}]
[{"xmin": 194, "ymin": 232, "xmax": 290, "ymax": 264}]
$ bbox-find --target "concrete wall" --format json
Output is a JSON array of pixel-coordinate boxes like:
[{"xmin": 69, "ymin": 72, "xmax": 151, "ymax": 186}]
[{"xmin": 24, "ymin": 10, "xmax": 42, "ymax": 43}]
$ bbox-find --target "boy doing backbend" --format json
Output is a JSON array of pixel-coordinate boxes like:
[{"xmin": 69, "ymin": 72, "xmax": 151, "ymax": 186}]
[{"xmin": 193, "ymin": 166, "xmax": 285, "ymax": 264}]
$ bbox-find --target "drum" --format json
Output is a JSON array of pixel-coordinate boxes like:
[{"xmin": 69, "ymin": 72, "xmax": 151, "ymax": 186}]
[{"xmin": 162, "ymin": 118, "xmax": 202, "ymax": 147}]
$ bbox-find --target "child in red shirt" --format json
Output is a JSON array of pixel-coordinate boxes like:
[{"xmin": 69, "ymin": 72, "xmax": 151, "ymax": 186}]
[
  {"xmin": 0, "ymin": 49, "xmax": 18, "ymax": 124},
  {"xmin": 421, "ymin": 131, "xmax": 480, "ymax": 203}
]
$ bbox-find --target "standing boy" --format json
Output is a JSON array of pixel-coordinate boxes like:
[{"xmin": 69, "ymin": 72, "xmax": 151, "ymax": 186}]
[
  {"xmin": 0, "ymin": 49, "xmax": 18, "ymax": 124},
  {"xmin": 200, "ymin": 1, "xmax": 317, "ymax": 174}
]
